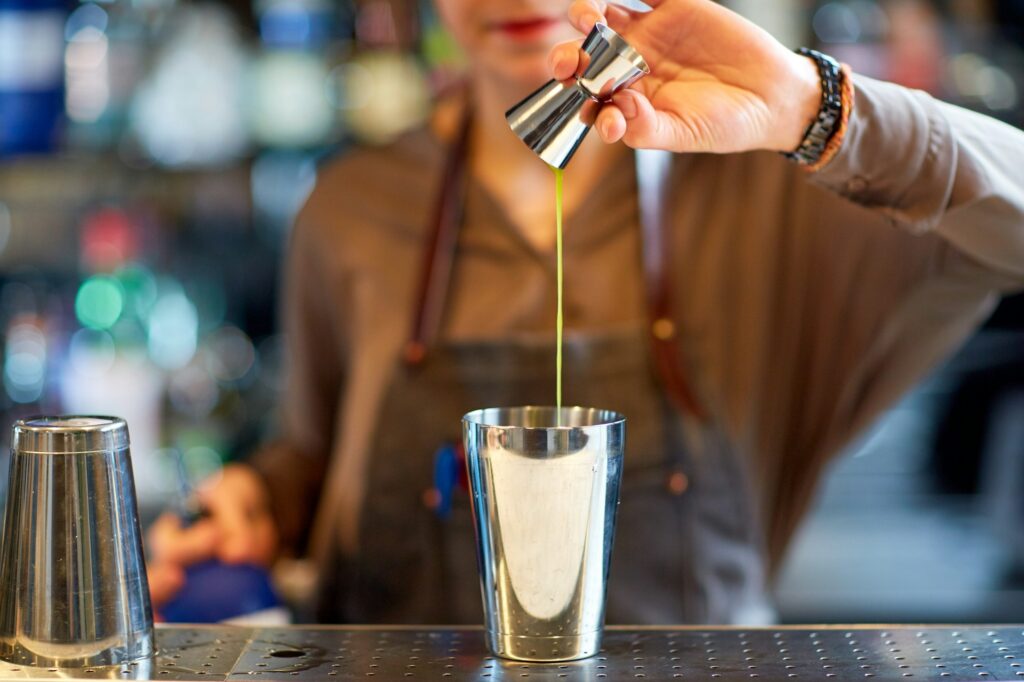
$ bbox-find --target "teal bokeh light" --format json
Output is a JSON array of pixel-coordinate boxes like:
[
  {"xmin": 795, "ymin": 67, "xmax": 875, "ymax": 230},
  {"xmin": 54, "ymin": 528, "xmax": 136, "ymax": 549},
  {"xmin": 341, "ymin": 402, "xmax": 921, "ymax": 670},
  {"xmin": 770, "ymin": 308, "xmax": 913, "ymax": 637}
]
[{"xmin": 75, "ymin": 276, "xmax": 125, "ymax": 330}]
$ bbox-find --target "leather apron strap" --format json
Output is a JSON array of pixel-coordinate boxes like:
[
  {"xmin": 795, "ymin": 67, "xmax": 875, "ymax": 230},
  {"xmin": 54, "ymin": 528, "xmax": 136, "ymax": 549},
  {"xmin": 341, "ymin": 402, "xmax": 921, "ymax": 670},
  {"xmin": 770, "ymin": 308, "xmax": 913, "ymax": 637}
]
[
  {"xmin": 405, "ymin": 115, "xmax": 706, "ymax": 421},
  {"xmin": 636, "ymin": 149, "xmax": 708, "ymax": 421},
  {"xmin": 403, "ymin": 107, "xmax": 473, "ymax": 366}
]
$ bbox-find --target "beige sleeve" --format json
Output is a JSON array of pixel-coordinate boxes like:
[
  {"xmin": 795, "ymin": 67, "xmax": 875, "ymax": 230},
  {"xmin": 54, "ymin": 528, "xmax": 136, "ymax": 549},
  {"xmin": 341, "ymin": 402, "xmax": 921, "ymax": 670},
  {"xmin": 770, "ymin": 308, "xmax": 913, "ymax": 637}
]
[
  {"xmin": 726, "ymin": 77, "xmax": 1024, "ymax": 564},
  {"xmin": 812, "ymin": 74, "xmax": 1024, "ymax": 285},
  {"xmin": 247, "ymin": 209, "xmax": 348, "ymax": 555},
  {"xmin": 795, "ymin": 74, "xmax": 1024, "ymax": 463}
]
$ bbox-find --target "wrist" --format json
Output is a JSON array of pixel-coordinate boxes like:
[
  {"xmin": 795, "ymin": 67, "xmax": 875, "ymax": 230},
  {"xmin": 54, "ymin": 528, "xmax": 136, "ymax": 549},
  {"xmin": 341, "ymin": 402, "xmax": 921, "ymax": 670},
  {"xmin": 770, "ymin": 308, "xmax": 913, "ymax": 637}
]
[{"xmin": 774, "ymin": 53, "xmax": 824, "ymax": 153}]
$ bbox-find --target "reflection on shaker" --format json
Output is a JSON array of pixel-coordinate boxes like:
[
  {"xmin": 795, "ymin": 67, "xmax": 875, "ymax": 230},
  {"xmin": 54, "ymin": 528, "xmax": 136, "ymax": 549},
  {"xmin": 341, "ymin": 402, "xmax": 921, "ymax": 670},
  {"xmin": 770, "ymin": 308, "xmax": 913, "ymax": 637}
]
[
  {"xmin": 0, "ymin": 416, "xmax": 154, "ymax": 667},
  {"xmin": 464, "ymin": 406, "xmax": 625, "ymax": 663}
]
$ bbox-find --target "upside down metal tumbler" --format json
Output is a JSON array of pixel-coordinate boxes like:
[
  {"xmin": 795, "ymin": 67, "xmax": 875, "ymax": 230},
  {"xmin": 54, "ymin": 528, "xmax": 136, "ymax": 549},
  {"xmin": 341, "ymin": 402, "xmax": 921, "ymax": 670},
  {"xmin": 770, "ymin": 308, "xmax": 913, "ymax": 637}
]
[
  {"xmin": 0, "ymin": 416, "xmax": 154, "ymax": 667},
  {"xmin": 463, "ymin": 407, "xmax": 625, "ymax": 662},
  {"xmin": 505, "ymin": 22, "xmax": 650, "ymax": 169}
]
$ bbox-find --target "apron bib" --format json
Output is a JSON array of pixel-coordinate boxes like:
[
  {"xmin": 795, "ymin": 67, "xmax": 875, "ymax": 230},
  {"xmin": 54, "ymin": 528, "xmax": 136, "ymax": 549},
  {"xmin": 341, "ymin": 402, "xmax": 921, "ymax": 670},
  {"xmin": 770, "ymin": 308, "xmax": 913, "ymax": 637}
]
[
  {"xmin": 316, "ymin": 327, "xmax": 769, "ymax": 624},
  {"xmin": 312, "ymin": 112, "xmax": 770, "ymax": 624}
]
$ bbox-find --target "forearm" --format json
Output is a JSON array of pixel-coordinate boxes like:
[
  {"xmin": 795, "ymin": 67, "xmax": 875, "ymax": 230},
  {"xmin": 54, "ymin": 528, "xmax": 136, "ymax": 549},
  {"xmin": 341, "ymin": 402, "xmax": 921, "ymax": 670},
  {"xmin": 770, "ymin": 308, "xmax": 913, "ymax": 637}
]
[
  {"xmin": 248, "ymin": 441, "xmax": 328, "ymax": 556},
  {"xmin": 248, "ymin": 211, "xmax": 346, "ymax": 555},
  {"xmin": 811, "ymin": 74, "xmax": 1024, "ymax": 282}
]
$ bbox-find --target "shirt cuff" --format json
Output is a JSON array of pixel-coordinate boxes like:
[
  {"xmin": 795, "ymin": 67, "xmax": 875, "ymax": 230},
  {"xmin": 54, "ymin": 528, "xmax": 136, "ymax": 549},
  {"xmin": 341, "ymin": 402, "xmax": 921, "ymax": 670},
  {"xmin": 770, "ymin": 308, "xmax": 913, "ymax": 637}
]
[{"xmin": 810, "ymin": 74, "xmax": 956, "ymax": 235}]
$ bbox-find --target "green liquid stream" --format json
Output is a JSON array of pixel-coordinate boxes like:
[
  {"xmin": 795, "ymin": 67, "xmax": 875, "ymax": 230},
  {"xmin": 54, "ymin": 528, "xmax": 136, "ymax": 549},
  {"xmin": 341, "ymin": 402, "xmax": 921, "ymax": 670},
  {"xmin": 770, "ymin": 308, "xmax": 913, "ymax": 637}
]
[{"xmin": 554, "ymin": 166, "xmax": 564, "ymax": 426}]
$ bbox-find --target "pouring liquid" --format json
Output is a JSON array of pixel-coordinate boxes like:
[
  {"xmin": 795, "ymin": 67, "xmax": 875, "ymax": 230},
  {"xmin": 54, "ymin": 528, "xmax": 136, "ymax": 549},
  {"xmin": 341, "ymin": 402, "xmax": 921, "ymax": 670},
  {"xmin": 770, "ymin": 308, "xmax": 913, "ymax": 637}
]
[{"xmin": 554, "ymin": 166, "xmax": 564, "ymax": 426}]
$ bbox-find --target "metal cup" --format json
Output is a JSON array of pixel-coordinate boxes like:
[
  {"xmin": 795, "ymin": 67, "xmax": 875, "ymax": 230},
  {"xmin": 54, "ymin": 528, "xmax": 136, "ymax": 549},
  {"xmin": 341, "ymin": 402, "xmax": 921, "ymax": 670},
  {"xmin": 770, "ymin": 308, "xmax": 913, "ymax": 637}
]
[
  {"xmin": 462, "ymin": 407, "xmax": 625, "ymax": 662},
  {"xmin": 505, "ymin": 23, "xmax": 650, "ymax": 169},
  {"xmin": 0, "ymin": 416, "xmax": 155, "ymax": 667}
]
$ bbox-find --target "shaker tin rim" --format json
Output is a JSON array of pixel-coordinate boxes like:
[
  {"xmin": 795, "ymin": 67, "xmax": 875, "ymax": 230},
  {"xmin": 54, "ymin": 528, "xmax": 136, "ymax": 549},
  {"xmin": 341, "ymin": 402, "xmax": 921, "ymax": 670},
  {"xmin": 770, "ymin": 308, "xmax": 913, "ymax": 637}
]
[
  {"xmin": 462, "ymin": 406, "xmax": 626, "ymax": 431},
  {"xmin": 12, "ymin": 415, "xmax": 130, "ymax": 454}
]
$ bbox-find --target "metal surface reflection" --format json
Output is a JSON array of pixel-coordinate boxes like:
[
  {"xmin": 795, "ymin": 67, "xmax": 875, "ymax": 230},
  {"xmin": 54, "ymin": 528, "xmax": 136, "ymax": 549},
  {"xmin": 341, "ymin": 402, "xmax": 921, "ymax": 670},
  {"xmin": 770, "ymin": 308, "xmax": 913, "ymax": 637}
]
[
  {"xmin": 505, "ymin": 23, "xmax": 649, "ymax": 169},
  {"xmin": 463, "ymin": 407, "xmax": 625, "ymax": 662},
  {"xmin": 0, "ymin": 417, "xmax": 154, "ymax": 667}
]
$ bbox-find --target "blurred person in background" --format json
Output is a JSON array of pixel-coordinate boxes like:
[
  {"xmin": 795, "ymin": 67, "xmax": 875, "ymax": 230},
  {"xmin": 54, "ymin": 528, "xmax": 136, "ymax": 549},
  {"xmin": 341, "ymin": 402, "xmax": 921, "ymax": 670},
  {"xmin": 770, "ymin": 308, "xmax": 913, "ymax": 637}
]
[{"xmin": 148, "ymin": 0, "xmax": 1024, "ymax": 624}]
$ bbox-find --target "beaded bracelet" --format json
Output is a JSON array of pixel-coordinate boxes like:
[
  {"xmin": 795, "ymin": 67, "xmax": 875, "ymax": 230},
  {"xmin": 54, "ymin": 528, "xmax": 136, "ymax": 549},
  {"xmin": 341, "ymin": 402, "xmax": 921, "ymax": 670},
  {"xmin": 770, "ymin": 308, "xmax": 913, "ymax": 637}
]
[
  {"xmin": 805, "ymin": 63, "xmax": 855, "ymax": 173},
  {"xmin": 783, "ymin": 48, "xmax": 856, "ymax": 171}
]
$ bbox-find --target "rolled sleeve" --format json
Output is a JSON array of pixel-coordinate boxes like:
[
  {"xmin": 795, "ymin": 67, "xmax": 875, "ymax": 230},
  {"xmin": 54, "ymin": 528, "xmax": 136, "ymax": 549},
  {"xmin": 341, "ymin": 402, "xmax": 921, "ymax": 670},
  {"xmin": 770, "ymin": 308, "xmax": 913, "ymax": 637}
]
[
  {"xmin": 811, "ymin": 74, "xmax": 1024, "ymax": 284},
  {"xmin": 812, "ymin": 75, "xmax": 957, "ymax": 234}
]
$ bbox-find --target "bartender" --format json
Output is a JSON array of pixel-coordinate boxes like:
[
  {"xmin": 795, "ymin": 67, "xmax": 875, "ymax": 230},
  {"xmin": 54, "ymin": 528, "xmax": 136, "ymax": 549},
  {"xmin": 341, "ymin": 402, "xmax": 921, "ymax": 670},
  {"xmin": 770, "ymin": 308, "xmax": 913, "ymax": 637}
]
[{"xmin": 148, "ymin": 0, "xmax": 1024, "ymax": 624}]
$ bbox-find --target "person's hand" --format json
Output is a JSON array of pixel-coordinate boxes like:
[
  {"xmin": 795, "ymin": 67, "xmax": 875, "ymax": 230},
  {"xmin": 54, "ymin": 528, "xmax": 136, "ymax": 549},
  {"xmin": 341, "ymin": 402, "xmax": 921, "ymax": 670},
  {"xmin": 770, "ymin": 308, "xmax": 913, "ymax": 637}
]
[
  {"xmin": 548, "ymin": 0, "xmax": 824, "ymax": 154},
  {"xmin": 147, "ymin": 464, "xmax": 278, "ymax": 612}
]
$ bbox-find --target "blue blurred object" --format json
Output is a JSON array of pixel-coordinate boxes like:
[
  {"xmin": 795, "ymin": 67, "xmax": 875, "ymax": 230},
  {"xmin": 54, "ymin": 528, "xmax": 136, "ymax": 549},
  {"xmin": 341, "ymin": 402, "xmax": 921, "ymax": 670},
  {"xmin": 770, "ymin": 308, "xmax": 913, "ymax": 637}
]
[
  {"xmin": 258, "ymin": 0, "xmax": 334, "ymax": 49},
  {"xmin": 431, "ymin": 443, "xmax": 459, "ymax": 519},
  {"xmin": 161, "ymin": 450, "xmax": 282, "ymax": 624},
  {"xmin": 0, "ymin": 0, "xmax": 67, "ymax": 155},
  {"xmin": 159, "ymin": 560, "xmax": 280, "ymax": 623}
]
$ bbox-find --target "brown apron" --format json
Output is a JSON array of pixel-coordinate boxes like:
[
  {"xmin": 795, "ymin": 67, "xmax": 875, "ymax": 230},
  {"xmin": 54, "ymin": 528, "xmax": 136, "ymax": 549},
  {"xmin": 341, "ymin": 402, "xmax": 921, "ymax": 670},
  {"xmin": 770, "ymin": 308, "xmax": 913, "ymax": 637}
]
[{"xmin": 314, "ymin": 118, "xmax": 771, "ymax": 625}]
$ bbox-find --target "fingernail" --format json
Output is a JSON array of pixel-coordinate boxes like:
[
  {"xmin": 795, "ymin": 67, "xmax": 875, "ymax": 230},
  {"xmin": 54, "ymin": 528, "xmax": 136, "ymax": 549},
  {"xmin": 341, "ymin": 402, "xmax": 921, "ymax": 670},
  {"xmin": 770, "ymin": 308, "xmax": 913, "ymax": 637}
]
[
  {"xmin": 599, "ymin": 120, "xmax": 614, "ymax": 140},
  {"xmin": 617, "ymin": 93, "xmax": 638, "ymax": 120}
]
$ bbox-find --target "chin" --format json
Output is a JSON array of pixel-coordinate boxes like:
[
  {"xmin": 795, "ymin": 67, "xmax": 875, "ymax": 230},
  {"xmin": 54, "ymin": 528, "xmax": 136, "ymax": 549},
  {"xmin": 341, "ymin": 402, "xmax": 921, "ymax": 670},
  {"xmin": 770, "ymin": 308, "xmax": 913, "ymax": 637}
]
[{"xmin": 479, "ymin": 52, "xmax": 553, "ymax": 96}]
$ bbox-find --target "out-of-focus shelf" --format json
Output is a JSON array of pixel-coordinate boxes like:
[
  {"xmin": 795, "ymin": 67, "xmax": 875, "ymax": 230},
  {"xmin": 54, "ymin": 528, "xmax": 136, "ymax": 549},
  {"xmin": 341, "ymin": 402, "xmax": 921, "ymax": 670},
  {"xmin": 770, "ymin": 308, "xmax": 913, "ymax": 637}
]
[{"xmin": 0, "ymin": 155, "xmax": 252, "ymax": 269}]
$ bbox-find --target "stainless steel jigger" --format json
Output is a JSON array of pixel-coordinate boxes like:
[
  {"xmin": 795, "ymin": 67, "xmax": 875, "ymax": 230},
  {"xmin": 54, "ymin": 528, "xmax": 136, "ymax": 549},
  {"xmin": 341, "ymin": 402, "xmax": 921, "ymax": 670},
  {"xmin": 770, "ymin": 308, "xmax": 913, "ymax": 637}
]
[
  {"xmin": 506, "ymin": 23, "xmax": 650, "ymax": 169},
  {"xmin": 0, "ymin": 416, "xmax": 154, "ymax": 667},
  {"xmin": 463, "ymin": 407, "xmax": 625, "ymax": 662}
]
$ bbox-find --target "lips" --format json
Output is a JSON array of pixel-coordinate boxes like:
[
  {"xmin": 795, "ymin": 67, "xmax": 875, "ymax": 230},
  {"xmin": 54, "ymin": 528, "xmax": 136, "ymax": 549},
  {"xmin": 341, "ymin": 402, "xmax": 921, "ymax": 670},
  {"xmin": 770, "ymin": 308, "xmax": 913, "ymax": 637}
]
[{"xmin": 490, "ymin": 16, "xmax": 562, "ymax": 41}]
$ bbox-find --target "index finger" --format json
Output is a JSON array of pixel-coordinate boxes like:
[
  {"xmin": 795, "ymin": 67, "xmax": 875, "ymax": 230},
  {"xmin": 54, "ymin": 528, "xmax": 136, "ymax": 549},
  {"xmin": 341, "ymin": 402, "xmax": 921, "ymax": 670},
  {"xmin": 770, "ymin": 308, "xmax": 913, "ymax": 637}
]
[
  {"xmin": 569, "ymin": 1, "xmax": 645, "ymax": 38},
  {"xmin": 549, "ymin": 40, "xmax": 584, "ymax": 81},
  {"xmin": 568, "ymin": 0, "xmax": 607, "ymax": 35},
  {"xmin": 148, "ymin": 512, "xmax": 220, "ymax": 566}
]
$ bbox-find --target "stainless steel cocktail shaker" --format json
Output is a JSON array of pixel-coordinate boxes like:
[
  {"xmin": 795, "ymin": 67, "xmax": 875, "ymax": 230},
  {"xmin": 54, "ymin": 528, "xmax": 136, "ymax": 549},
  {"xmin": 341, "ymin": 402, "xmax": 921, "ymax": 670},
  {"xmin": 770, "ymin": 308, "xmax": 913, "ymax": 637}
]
[
  {"xmin": 506, "ymin": 23, "xmax": 650, "ymax": 169},
  {"xmin": 463, "ymin": 407, "xmax": 625, "ymax": 662},
  {"xmin": 0, "ymin": 416, "xmax": 154, "ymax": 667}
]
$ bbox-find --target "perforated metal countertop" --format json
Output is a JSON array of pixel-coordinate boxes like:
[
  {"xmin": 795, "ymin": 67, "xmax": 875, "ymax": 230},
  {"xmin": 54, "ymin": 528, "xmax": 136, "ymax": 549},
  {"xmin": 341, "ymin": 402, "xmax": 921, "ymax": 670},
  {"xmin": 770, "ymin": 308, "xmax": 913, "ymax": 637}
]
[{"xmin": 0, "ymin": 625, "xmax": 1020, "ymax": 681}]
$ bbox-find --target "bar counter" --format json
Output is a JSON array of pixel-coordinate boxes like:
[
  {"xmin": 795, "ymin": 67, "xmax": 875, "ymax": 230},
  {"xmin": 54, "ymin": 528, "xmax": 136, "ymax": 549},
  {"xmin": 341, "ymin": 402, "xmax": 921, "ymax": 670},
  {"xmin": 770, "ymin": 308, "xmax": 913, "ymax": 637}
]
[{"xmin": 0, "ymin": 625, "xmax": 1021, "ymax": 681}]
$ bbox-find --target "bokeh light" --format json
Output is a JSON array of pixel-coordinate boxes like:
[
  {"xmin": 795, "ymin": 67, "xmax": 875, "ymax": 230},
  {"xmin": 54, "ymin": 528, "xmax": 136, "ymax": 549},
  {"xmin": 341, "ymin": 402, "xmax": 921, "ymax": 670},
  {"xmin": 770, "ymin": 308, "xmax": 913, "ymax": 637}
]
[
  {"xmin": 117, "ymin": 264, "xmax": 159, "ymax": 320},
  {"xmin": 169, "ymin": 360, "xmax": 220, "ymax": 418},
  {"xmin": 68, "ymin": 328, "xmax": 116, "ymax": 374},
  {"xmin": 75, "ymin": 275, "xmax": 125, "ymax": 330},
  {"xmin": 81, "ymin": 208, "xmax": 139, "ymax": 272},
  {"xmin": 64, "ymin": 2, "xmax": 108, "ymax": 41},
  {"xmin": 65, "ymin": 17, "xmax": 110, "ymax": 125},
  {"xmin": 147, "ymin": 287, "xmax": 198, "ymax": 369},
  {"xmin": 180, "ymin": 444, "xmax": 224, "ymax": 489},
  {"xmin": 4, "ymin": 320, "xmax": 47, "ymax": 404},
  {"xmin": 207, "ymin": 325, "xmax": 257, "ymax": 384}
]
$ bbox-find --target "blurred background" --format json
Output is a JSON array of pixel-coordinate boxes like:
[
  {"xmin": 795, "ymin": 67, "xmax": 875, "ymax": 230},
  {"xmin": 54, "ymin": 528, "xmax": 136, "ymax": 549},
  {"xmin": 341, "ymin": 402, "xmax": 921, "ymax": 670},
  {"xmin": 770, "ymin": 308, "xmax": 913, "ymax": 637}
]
[{"xmin": 0, "ymin": 0, "xmax": 1022, "ymax": 623}]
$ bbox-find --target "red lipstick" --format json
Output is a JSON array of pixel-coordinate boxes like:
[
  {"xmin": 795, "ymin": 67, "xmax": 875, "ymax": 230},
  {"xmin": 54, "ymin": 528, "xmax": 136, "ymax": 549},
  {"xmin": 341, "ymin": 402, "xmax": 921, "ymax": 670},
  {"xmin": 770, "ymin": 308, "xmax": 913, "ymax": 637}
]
[{"xmin": 491, "ymin": 17, "xmax": 561, "ymax": 41}]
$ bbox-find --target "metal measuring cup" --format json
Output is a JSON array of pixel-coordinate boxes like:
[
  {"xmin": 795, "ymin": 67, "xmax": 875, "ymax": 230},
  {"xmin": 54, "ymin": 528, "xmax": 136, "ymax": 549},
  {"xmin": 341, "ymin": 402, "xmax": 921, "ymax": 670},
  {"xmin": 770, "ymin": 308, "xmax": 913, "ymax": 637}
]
[{"xmin": 506, "ymin": 23, "xmax": 650, "ymax": 169}]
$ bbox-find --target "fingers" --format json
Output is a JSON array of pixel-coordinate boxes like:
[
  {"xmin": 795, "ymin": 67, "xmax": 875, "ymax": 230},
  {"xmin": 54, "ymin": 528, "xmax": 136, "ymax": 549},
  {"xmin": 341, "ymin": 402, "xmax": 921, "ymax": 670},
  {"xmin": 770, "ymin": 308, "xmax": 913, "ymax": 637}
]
[
  {"xmin": 570, "ymin": 0, "xmax": 639, "ymax": 35},
  {"xmin": 211, "ymin": 497, "xmax": 257, "ymax": 564},
  {"xmin": 147, "ymin": 561, "xmax": 186, "ymax": 611},
  {"xmin": 148, "ymin": 512, "xmax": 220, "ymax": 566},
  {"xmin": 603, "ymin": 4, "xmax": 636, "ymax": 31},
  {"xmin": 197, "ymin": 465, "xmax": 277, "ymax": 566},
  {"xmin": 548, "ymin": 40, "xmax": 583, "ymax": 81},
  {"xmin": 596, "ymin": 106, "xmax": 627, "ymax": 143},
  {"xmin": 150, "ymin": 465, "xmax": 277, "ymax": 575},
  {"xmin": 595, "ymin": 89, "xmax": 692, "ymax": 152},
  {"xmin": 610, "ymin": 89, "xmax": 673, "ymax": 149},
  {"xmin": 568, "ymin": 0, "xmax": 606, "ymax": 35},
  {"xmin": 211, "ymin": 501, "xmax": 276, "ymax": 566}
]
